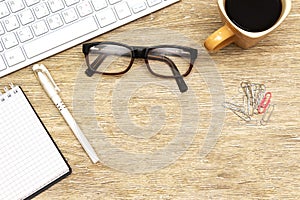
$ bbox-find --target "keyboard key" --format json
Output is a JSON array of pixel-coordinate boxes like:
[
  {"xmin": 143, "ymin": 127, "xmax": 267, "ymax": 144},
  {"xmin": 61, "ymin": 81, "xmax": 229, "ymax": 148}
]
[
  {"xmin": 77, "ymin": 2, "xmax": 93, "ymax": 17},
  {"xmin": 19, "ymin": 9, "xmax": 35, "ymax": 25},
  {"xmin": 7, "ymin": 0, "xmax": 25, "ymax": 13},
  {"xmin": 0, "ymin": 56, "xmax": 7, "ymax": 71},
  {"xmin": 4, "ymin": 47, "xmax": 25, "ymax": 67},
  {"xmin": 131, "ymin": 2, "xmax": 147, "ymax": 13},
  {"xmin": 47, "ymin": 14, "xmax": 64, "ymax": 30},
  {"xmin": 32, "ymin": 20, "xmax": 48, "ymax": 36},
  {"xmin": 62, "ymin": 8, "xmax": 78, "ymax": 23},
  {"xmin": 108, "ymin": 0, "xmax": 121, "ymax": 5},
  {"xmin": 2, "ymin": 33, "xmax": 19, "ymax": 49},
  {"xmin": 48, "ymin": 0, "xmax": 65, "ymax": 13},
  {"xmin": 33, "ymin": 3, "xmax": 50, "ymax": 19},
  {"xmin": 17, "ymin": 27, "xmax": 34, "ymax": 42},
  {"xmin": 115, "ymin": 2, "xmax": 131, "ymax": 20},
  {"xmin": 23, "ymin": 17, "xmax": 98, "ymax": 58},
  {"xmin": 0, "ymin": 3, "xmax": 10, "ymax": 19},
  {"xmin": 64, "ymin": 0, "xmax": 80, "ymax": 7},
  {"xmin": 147, "ymin": 0, "xmax": 162, "ymax": 7},
  {"xmin": 95, "ymin": 8, "xmax": 117, "ymax": 27},
  {"xmin": 3, "ymin": 16, "xmax": 20, "ymax": 32},
  {"xmin": 24, "ymin": 0, "xmax": 40, "ymax": 6},
  {"xmin": 91, "ymin": 0, "xmax": 107, "ymax": 11}
]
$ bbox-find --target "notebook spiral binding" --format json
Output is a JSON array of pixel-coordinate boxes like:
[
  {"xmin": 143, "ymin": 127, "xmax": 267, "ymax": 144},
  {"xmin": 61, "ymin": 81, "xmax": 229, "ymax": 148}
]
[{"xmin": 0, "ymin": 83, "xmax": 18, "ymax": 102}]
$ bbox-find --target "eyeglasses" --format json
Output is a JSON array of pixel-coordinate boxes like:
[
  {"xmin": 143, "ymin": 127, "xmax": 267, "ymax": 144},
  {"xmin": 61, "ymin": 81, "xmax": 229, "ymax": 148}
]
[{"xmin": 82, "ymin": 41, "xmax": 198, "ymax": 93}]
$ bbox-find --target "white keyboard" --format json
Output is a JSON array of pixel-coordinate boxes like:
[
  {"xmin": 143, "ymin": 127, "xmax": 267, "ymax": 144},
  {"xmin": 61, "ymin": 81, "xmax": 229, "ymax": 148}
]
[{"xmin": 0, "ymin": 0, "xmax": 180, "ymax": 77}]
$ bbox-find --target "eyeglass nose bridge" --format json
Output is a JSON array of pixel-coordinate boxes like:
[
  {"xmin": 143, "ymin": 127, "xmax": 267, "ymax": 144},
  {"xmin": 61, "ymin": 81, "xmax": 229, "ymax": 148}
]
[{"xmin": 132, "ymin": 46, "xmax": 148, "ymax": 59}]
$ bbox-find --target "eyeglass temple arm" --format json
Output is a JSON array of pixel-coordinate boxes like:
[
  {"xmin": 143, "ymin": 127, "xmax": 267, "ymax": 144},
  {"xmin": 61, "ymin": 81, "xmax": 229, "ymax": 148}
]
[
  {"xmin": 85, "ymin": 54, "xmax": 107, "ymax": 76},
  {"xmin": 147, "ymin": 55, "xmax": 188, "ymax": 93}
]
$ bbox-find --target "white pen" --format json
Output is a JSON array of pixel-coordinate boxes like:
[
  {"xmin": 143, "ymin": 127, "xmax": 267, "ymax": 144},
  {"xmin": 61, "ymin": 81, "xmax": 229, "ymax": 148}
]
[{"xmin": 33, "ymin": 64, "xmax": 99, "ymax": 164}]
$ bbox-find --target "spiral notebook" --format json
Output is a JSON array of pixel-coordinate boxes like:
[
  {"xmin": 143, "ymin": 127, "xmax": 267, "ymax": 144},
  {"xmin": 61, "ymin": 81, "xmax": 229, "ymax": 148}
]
[{"xmin": 0, "ymin": 84, "xmax": 71, "ymax": 200}]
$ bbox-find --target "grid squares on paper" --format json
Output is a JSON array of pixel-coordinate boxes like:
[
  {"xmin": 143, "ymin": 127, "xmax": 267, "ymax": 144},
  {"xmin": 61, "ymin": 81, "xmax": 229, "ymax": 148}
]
[{"xmin": 0, "ymin": 86, "xmax": 70, "ymax": 200}]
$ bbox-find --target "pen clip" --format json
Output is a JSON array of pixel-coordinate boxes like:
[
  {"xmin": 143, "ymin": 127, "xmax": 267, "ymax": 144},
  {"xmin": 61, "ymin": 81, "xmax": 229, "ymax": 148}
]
[{"xmin": 33, "ymin": 64, "xmax": 60, "ymax": 92}]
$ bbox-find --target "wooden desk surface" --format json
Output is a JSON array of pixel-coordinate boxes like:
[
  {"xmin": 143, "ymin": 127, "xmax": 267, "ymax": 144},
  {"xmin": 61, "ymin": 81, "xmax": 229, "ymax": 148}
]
[{"xmin": 1, "ymin": 0, "xmax": 300, "ymax": 199}]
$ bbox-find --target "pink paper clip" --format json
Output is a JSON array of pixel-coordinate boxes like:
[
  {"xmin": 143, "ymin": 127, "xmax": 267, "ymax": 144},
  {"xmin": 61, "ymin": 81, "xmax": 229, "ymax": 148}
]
[{"xmin": 257, "ymin": 92, "xmax": 272, "ymax": 114}]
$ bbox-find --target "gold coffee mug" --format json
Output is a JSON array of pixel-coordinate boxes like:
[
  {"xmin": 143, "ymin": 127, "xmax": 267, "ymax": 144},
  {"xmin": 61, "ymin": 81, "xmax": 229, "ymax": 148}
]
[{"xmin": 204, "ymin": 0, "xmax": 292, "ymax": 52}]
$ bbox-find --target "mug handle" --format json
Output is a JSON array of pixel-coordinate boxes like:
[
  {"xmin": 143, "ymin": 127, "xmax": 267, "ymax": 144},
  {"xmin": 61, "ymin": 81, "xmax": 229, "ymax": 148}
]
[{"xmin": 204, "ymin": 25, "xmax": 235, "ymax": 52}]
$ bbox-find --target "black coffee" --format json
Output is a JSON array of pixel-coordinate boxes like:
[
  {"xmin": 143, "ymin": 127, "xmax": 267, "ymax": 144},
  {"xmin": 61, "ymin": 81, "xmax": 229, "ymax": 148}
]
[{"xmin": 225, "ymin": 0, "xmax": 282, "ymax": 32}]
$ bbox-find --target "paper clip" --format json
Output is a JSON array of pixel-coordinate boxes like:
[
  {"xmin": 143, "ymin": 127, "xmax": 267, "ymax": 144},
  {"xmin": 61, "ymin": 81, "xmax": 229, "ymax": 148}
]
[
  {"xmin": 259, "ymin": 84, "xmax": 266, "ymax": 93},
  {"xmin": 252, "ymin": 84, "xmax": 265, "ymax": 102},
  {"xmin": 223, "ymin": 101, "xmax": 243, "ymax": 113},
  {"xmin": 257, "ymin": 92, "xmax": 272, "ymax": 114},
  {"xmin": 240, "ymin": 81, "xmax": 251, "ymax": 95},
  {"xmin": 223, "ymin": 101, "xmax": 251, "ymax": 122},
  {"xmin": 260, "ymin": 104, "xmax": 275, "ymax": 126},
  {"xmin": 233, "ymin": 109, "xmax": 251, "ymax": 122},
  {"xmin": 242, "ymin": 93, "xmax": 254, "ymax": 117}
]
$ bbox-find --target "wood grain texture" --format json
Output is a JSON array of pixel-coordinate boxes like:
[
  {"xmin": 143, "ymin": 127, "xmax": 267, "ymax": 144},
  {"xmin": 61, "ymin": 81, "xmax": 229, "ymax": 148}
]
[{"xmin": 1, "ymin": 0, "xmax": 299, "ymax": 199}]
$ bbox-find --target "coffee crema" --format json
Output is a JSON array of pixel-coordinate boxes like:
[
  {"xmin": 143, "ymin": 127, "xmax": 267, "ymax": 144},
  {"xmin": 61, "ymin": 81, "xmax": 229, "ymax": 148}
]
[{"xmin": 225, "ymin": 0, "xmax": 282, "ymax": 32}]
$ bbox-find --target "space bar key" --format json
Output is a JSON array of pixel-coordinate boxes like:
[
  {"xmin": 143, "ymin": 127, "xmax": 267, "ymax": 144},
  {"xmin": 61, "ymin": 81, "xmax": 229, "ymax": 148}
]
[{"xmin": 23, "ymin": 17, "xmax": 98, "ymax": 59}]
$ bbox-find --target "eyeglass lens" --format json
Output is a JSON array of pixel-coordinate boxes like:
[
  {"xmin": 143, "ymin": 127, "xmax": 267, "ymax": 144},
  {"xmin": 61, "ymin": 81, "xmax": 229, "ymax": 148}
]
[
  {"xmin": 147, "ymin": 47, "xmax": 192, "ymax": 77},
  {"xmin": 88, "ymin": 44, "xmax": 132, "ymax": 74}
]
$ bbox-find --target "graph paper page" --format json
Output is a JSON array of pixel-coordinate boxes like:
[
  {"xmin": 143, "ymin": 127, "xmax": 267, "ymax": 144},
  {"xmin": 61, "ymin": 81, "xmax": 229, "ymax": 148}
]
[{"xmin": 0, "ymin": 86, "xmax": 70, "ymax": 200}]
